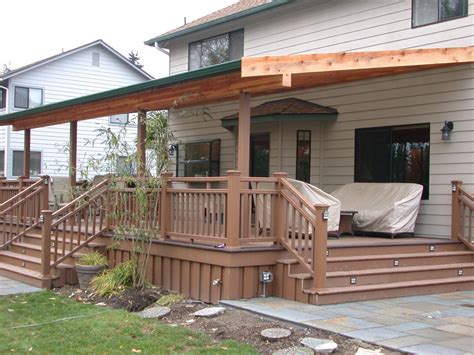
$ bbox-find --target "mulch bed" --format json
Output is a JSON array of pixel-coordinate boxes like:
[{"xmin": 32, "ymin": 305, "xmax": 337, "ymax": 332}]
[{"xmin": 55, "ymin": 285, "xmax": 402, "ymax": 354}]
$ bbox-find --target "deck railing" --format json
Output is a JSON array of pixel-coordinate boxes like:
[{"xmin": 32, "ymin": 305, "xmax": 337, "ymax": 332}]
[
  {"xmin": 0, "ymin": 176, "xmax": 49, "ymax": 248},
  {"xmin": 0, "ymin": 177, "xmax": 39, "ymax": 205},
  {"xmin": 452, "ymin": 180, "xmax": 474, "ymax": 250}
]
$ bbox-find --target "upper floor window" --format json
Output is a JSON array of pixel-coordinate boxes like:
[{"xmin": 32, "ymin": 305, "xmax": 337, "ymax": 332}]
[
  {"xmin": 14, "ymin": 86, "xmax": 43, "ymax": 109},
  {"xmin": 188, "ymin": 29, "xmax": 244, "ymax": 70},
  {"xmin": 92, "ymin": 52, "xmax": 101, "ymax": 67},
  {"xmin": 412, "ymin": 0, "xmax": 468, "ymax": 27},
  {"xmin": 0, "ymin": 89, "xmax": 6, "ymax": 109}
]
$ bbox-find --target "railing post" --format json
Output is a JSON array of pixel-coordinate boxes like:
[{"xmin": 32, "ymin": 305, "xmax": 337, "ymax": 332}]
[
  {"xmin": 159, "ymin": 172, "xmax": 173, "ymax": 240},
  {"xmin": 0, "ymin": 175, "xmax": 5, "ymax": 204},
  {"xmin": 226, "ymin": 170, "xmax": 242, "ymax": 248},
  {"xmin": 41, "ymin": 210, "xmax": 52, "ymax": 278},
  {"xmin": 451, "ymin": 180, "xmax": 462, "ymax": 241},
  {"xmin": 273, "ymin": 172, "xmax": 288, "ymax": 245},
  {"xmin": 312, "ymin": 204, "xmax": 328, "ymax": 289},
  {"xmin": 40, "ymin": 175, "xmax": 49, "ymax": 212}
]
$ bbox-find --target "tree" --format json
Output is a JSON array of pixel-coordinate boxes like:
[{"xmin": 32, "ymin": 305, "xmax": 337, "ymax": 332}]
[
  {"xmin": 127, "ymin": 50, "xmax": 143, "ymax": 69},
  {"xmin": 1, "ymin": 63, "xmax": 12, "ymax": 75}
]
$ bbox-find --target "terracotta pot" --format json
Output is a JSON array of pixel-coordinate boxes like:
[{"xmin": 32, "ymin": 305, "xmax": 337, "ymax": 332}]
[{"xmin": 76, "ymin": 264, "xmax": 106, "ymax": 290}]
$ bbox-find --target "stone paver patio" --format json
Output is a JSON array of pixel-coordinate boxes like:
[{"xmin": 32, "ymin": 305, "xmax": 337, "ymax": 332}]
[
  {"xmin": 221, "ymin": 291, "xmax": 474, "ymax": 354},
  {"xmin": 0, "ymin": 275, "xmax": 41, "ymax": 295}
]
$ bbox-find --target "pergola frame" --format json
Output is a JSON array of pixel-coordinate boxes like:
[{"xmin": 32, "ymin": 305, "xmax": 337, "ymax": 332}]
[{"xmin": 4, "ymin": 47, "xmax": 471, "ymax": 185}]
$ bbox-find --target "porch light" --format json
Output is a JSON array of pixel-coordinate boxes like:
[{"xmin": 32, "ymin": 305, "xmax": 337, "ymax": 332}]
[
  {"xmin": 441, "ymin": 121, "xmax": 453, "ymax": 141},
  {"xmin": 168, "ymin": 144, "xmax": 177, "ymax": 156}
]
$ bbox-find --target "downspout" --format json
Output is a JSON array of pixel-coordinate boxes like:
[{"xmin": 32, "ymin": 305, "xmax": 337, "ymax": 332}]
[
  {"xmin": 154, "ymin": 42, "xmax": 170, "ymax": 56},
  {"xmin": 0, "ymin": 84, "xmax": 9, "ymax": 178}
]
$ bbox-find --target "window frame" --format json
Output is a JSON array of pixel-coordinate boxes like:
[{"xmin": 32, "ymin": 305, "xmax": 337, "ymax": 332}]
[
  {"xmin": 295, "ymin": 130, "xmax": 311, "ymax": 183},
  {"xmin": 109, "ymin": 113, "xmax": 130, "ymax": 125},
  {"xmin": 13, "ymin": 86, "xmax": 44, "ymax": 109},
  {"xmin": 0, "ymin": 150, "xmax": 4, "ymax": 175},
  {"xmin": 412, "ymin": 0, "xmax": 468, "ymax": 28},
  {"xmin": 175, "ymin": 139, "xmax": 221, "ymax": 177},
  {"xmin": 11, "ymin": 150, "xmax": 42, "ymax": 177},
  {"xmin": 0, "ymin": 88, "xmax": 6, "ymax": 109},
  {"xmin": 188, "ymin": 29, "xmax": 244, "ymax": 71},
  {"xmin": 354, "ymin": 123, "xmax": 430, "ymax": 199}
]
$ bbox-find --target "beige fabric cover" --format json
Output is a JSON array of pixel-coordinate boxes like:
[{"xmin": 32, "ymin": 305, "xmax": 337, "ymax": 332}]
[{"xmin": 331, "ymin": 183, "xmax": 423, "ymax": 234}]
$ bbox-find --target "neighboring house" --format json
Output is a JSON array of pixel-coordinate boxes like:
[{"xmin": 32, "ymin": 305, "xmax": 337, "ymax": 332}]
[
  {"xmin": 0, "ymin": 39, "xmax": 153, "ymax": 178},
  {"xmin": 144, "ymin": 0, "xmax": 474, "ymax": 239}
]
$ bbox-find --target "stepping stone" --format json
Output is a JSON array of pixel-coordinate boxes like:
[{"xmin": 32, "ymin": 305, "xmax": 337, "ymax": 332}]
[
  {"xmin": 273, "ymin": 346, "xmax": 313, "ymax": 355},
  {"xmin": 192, "ymin": 306, "xmax": 225, "ymax": 318},
  {"xmin": 261, "ymin": 328, "xmax": 291, "ymax": 341},
  {"xmin": 355, "ymin": 348, "xmax": 384, "ymax": 355},
  {"xmin": 136, "ymin": 306, "xmax": 170, "ymax": 319},
  {"xmin": 301, "ymin": 338, "xmax": 337, "ymax": 353}
]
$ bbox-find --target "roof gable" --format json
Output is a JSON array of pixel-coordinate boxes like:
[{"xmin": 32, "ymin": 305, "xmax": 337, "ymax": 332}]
[{"xmin": 1, "ymin": 40, "xmax": 153, "ymax": 80}]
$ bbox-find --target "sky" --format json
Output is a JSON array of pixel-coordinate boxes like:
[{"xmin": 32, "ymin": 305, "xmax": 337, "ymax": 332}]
[{"xmin": 0, "ymin": 0, "xmax": 236, "ymax": 79}]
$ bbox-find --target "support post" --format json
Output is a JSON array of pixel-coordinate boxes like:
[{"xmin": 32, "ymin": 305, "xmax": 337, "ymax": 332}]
[
  {"xmin": 41, "ymin": 210, "xmax": 52, "ymax": 278},
  {"xmin": 226, "ymin": 170, "xmax": 242, "ymax": 248},
  {"xmin": 69, "ymin": 121, "xmax": 77, "ymax": 190},
  {"xmin": 137, "ymin": 110, "xmax": 147, "ymax": 177},
  {"xmin": 40, "ymin": 175, "xmax": 49, "ymax": 211},
  {"xmin": 312, "ymin": 204, "xmax": 328, "ymax": 289},
  {"xmin": 451, "ymin": 180, "xmax": 462, "ymax": 241},
  {"xmin": 159, "ymin": 172, "xmax": 173, "ymax": 240},
  {"xmin": 23, "ymin": 129, "xmax": 31, "ymax": 179},
  {"xmin": 237, "ymin": 92, "xmax": 251, "ymax": 176},
  {"xmin": 272, "ymin": 172, "xmax": 288, "ymax": 245}
]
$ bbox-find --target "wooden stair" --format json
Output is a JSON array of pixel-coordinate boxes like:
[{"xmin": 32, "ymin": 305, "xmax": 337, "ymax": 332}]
[
  {"xmin": 274, "ymin": 238, "xmax": 474, "ymax": 305},
  {"xmin": 0, "ymin": 226, "xmax": 107, "ymax": 288}
]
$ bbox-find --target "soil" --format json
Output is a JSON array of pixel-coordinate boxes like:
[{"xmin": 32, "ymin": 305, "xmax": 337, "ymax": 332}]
[{"xmin": 55, "ymin": 286, "xmax": 402, "ymax": 354}]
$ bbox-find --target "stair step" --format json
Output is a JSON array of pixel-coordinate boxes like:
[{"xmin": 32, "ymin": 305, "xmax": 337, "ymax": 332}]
[
  {"xmin": 0, "ymin": 250, "xmax": 74, "ymax": 269},
  {"xmin": 0, "ymin": 262, "xmax": 56, "ymax": 288},
  {"xmin": 328, "ymin": 250, "xmax": 474, "ymax": 262}
]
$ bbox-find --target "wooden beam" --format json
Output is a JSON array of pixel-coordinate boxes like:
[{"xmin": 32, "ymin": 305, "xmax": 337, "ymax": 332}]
[
  {"xmin": 237, "ymin": 92, "xmax": 251, "ymax": 176},
  {"xmin": 137, "ymin": 110, "xmax": 147, "ymax": 176},
  {"xmin": 242, "ymin": 47, "xmax": 474, "ymax": 78},
  {"xmin": 69, "ymin": 121, "xmax": 77, "ymax": 189},
  {"xmin": 23, "ymin": 129, "xmax": 30, "ymax": 178}
]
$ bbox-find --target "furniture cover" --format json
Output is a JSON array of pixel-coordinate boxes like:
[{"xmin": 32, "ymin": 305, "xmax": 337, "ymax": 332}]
[{"xmin": 331, "ymin": 183, "xmax": 423, "ymax": 234}]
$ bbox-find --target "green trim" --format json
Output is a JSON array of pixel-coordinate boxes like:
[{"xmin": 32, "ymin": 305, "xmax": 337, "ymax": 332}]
[
  {"xmin": 144, "ymin": 0, "xmax": 292, "ymax": 47},
  {"xmin": 221, "ymin": 113, "xmax": 338, "ymax": 128},
  {"xmin": 0, "ymin": 60, "xmax": 242, "ymax": 123}
]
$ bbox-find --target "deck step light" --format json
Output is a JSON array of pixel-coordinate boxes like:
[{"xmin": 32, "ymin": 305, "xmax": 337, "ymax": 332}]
[
  {"xmin": 458, "ymin": 269, "xmax": 463, "ymax": 276},
  {"xmin": 393, "ymin": 260, "xmax": 400, "ymax": 267},
  {"xmin": 429, "ymin": 245, "xmax": 435, "ymax": 252},
  {"xmin": 259, "ymin": 271, "xmax": 273, "ymax": 298},
  {"xmin": 441, "ymin": 121, "xmax": 454, "ymax": 141},
  {"xmin": 350, "ymin": 277, "xmax": 357, "ymax": 285}
]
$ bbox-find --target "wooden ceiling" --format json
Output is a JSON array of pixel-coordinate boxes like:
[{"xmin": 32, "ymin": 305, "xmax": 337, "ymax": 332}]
[{"xmin": 4, "ymin": 46, "xmax": 472, "ymax": 131}]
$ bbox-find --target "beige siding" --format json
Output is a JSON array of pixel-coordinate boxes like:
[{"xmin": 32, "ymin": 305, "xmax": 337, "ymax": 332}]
[{"xmin": 168, "ymin": 0, "xmax": 474, "ymax": 74}]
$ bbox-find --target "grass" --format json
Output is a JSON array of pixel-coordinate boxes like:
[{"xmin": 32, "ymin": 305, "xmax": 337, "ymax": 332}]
[{"xmin": 0, "ymin": 290, "xmax": 256, "ymax": 354}]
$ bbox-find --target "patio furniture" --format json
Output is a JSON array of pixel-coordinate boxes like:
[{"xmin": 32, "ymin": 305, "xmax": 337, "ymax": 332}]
[
  {"xmin": 49, "ymin": 176, "xmax": 73, "ymax": 210},
  {"xmin": 331, "ymin": 183, "xmax": 423, "ymax": 237},
  {"xmin": 338, "ymin": 210, "xmax": 357, "ymax": 237}
]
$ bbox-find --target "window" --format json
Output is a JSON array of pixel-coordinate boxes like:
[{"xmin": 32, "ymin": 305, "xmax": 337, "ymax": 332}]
[
  {"xmin": 12, "ymin": 150, "xmax": 42, "ymax": 177},
  {"xmin": 189, "ymin": 29, "xmax": 244, "ymax": 70},
  {"xmin": 92, "ymin": 52, "xmax": 100, "ymax": 67},
  {"xmin": 296, "ymin": 130, "xmax": 311, "ymax": 183},
  {"xmin": 0, "ymin": 88, "xmax": 6, "ymax": 109},
  {"xmin": 14, "ymin": 86, "xmax": 43, "ymax": 109},
  {"xmin": 117, "ymin": 155, "xmax": 135, "ymax": 175},
  {"xmin": 355, "ymin": 124, "xmax": 430, "ymax": 199},
  {"xmin": 109, "ymin": 113, "xmax": 129, "ymax": 125},
  {"xmin": 176, "ymin": 140, "xmax": 220, "ymax": 177},
  {"xmin": 413, "ymin": 0, "xmax": 468, "ymax": 27},
  {"xmin": 0, "ymin": 151, "xmax": 4, "ymax": 175}
]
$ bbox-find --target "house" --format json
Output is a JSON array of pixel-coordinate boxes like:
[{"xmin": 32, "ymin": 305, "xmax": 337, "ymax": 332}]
[
  {"xmin": 143, "ymin": 0, "xmax": 474, "ymax": 239},
  {"xmin": 0, "ymin": 0, "xmax": 472, "ymax": 305},
  {"xmin": 0, "ymin": 39, "xmax": 153, "ymax": 179}
]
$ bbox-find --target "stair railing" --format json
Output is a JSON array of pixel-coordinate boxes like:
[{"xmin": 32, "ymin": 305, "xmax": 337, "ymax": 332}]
[
  {"xmin": 0, "ymin": 176, "xmax": 49, "ymax": 248},
  {"xmin": 452, "ymin": 180, "xmax": 474, "ymax": 250},
  {"xmin": 42, "ymin": 179, "xmax": 110, "ymax": 271},
  {"xmin": 278, "ymin": 175, "xmax": 328, "ymax": 289}
]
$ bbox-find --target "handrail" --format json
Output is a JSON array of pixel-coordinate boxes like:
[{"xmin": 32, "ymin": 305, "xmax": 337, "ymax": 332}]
[
  {"xmin": 452, "ymin": 180, "xmax": 473, "ymax": 250},
  {"xmin": 280, "ymin": 178, "xmax": 317, "ymax": 214},
  {"xmin": 0, "ymin": 177, "xmax": 47, "ymax": 212}
]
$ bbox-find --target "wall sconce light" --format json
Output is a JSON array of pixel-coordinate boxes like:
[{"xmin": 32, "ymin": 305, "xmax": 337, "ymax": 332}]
[
  {"xmin": 441, "ymin": 121, "xmax": 453, "ymax": 141},
  {"xmin": 168, "ymin": 144, "xmax": 177, "ymax": 156}
]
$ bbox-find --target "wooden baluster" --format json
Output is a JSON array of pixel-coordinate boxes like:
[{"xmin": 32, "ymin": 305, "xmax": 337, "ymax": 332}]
[
  {"xmin": 41, "ymin": 210, "xmax": 52, "ymax": 278},
  {"xmin": 273, "ymin": 173, "xmax": 288, "ymax": 245},
  {"xmin": 312, "ymin": 204, "xmax": 328, "ymax": 289},
  {"xmin": 451, "ymin": 180, "xmax": 462, "ymax": 241},
  {"xmin": 226, "ymin": 170, "xmax": 241, "ymax": 248}
]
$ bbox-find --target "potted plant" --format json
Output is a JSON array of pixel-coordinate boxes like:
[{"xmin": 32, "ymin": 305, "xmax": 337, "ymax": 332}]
[{"xmin": 75, "ymin": 251, "xmax": 108, "ymax": 290}]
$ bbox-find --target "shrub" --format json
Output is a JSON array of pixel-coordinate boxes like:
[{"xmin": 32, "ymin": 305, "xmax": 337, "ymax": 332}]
[
  {"xmin": 77, "ymin": 251, "xmax": 108, "ymax": 266},
  {"xmin": 90, "ymin": 260, "xmax": 135, "ymax": 297},
  {"xmin": 156, "ymin": 294, "xmax": 186, "ymax": 306}
]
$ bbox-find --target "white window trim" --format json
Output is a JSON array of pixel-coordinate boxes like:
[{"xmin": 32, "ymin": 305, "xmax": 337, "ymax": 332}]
[
  {"xmin": 13, "ymin": 85, "xmax": 44, "ymax": 109},
  {"xmin": 11, "ymin": 149, "xmax": 43, "ymax": 177}
]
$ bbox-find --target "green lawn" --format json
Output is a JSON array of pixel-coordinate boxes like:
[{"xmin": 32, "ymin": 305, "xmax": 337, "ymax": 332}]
[{"xmin": 0, "ymin": 290, "xmax": 256, "ymax": 354}]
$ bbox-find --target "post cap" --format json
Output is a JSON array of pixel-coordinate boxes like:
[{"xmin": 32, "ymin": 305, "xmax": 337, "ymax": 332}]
[{"xmin": 226, "ymin": 170, "xmax": 242, "ymax": 176}]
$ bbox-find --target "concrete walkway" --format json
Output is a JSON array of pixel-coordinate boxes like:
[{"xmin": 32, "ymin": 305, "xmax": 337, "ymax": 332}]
[
  {"xmin": 0, "ymin": 275, "xmax": 41, "ymax": 295},
  {"xmin": 222, "ymin": 291, "xmax": 474, "ymax": 354}
]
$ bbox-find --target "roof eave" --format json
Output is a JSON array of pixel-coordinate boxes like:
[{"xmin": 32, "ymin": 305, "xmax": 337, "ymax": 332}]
[{"xmin": 144, "ymin": 0, "xmax": 292, "ymax": 48}]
